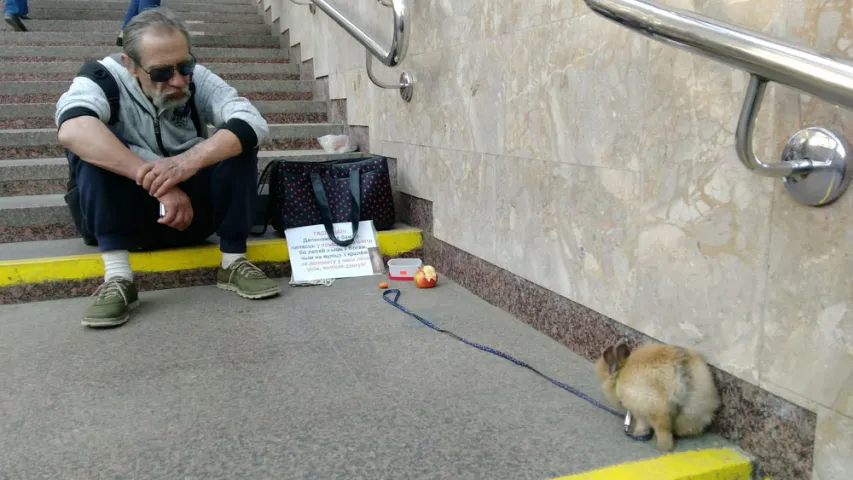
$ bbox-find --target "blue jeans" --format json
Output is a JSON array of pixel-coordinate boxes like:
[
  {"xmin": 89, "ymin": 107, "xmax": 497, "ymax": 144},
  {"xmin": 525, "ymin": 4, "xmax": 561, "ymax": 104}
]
[
  {"xmin": 3, "ymin": 0, "xmax": 28, "ymax": 16},
  {"xmin": 121, "ymin": 0, "xmax": 161, "ymax": 28},
  {"xmin": 68, "ymin": 129, "xmax": 259, "ymax": 254}
]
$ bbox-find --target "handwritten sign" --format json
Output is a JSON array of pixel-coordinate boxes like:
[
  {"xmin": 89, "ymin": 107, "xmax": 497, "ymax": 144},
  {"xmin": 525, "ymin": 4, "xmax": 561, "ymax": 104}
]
[{"xmin": 285, "ymin": 220, "xmax": 384, "ymax": 282}]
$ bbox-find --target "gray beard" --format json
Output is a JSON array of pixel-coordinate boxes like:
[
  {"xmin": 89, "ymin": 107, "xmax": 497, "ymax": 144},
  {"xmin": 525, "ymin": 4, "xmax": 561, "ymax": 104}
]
[{"xmin": 152, "ymin": 91, "xmax": 190, "ymax": 110}]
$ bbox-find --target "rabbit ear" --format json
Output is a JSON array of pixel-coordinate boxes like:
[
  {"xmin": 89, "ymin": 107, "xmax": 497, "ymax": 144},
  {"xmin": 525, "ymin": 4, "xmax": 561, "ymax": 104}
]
[
  {"xmin": 615, "ymin": 342, "xmax": 631, "ymax": 363},
  {"xmin": 602, "ymin": 345, "xmax": 619, "ymax": 374}
]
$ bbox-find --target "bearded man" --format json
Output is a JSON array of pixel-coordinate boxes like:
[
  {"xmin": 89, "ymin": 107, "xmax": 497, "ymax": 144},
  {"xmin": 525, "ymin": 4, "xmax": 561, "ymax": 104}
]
[{"xmin": 55, "ymin": 7, "xmax": 280, "ymax": 328}]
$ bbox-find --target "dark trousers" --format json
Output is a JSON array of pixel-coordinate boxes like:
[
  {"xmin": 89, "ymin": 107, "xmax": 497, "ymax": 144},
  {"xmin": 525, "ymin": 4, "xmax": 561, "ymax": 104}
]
[
  {"xmin": 122, "ymin": 0, "xmax": 161, "ymax": 28},
  {"xmin": 3, "ymin": 0, "xmax": 28, "ymax": 16},
  {"xmin": 69, "ymin": 130, "xmax": 258, "ymax": 254}
]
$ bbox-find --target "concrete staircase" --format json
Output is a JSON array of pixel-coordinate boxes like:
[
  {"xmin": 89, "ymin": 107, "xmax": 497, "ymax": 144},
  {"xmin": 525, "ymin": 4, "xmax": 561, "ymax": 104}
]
[{"xmin": 0, "ymin": 0, "xmax": 422, "ymax": 304}]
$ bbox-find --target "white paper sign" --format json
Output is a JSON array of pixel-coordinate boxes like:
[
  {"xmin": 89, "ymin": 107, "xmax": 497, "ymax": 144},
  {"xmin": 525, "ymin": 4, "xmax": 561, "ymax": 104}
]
[{"xmin": 285, "ymin": 220, "xmax": 384, "ymax": 282}]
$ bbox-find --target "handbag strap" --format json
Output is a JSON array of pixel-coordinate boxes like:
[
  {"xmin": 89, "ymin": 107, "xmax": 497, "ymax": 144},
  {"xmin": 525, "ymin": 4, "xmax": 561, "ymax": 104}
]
[
  {"xmin": 309, "ymin": 170, "xmax": 361, "ymax": 247},
  {"xmin": 249, "ymin": 160, "xmax": 278, "ymax": 237}
]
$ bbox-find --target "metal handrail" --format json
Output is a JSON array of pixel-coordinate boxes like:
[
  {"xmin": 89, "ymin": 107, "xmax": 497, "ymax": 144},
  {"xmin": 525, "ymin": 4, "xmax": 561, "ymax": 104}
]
[
  {"xmin": 584, "ymin": 0, "xmax": 853, "ymax": 206},
  {"xmin": 305, "ymin": 0, "xmax": 413, "ymax": 101}
]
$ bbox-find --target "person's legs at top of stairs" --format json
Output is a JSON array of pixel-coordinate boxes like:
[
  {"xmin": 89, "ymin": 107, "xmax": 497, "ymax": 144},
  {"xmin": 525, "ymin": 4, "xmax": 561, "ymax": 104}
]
[
  {"xmin": 3, "ymin": 0, "xmax": 29, "ymax": 32},
  {"xmin": 117, "ymin": 0, "xmax": 162, "ymax": 46}
]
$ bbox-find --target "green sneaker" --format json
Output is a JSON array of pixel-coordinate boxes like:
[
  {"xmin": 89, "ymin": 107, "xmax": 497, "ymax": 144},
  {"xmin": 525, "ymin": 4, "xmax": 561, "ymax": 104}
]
[
  {"xmin": 217, "ymin": 257, "xmax": 281, "ymax": 299},
  {"xmin": 82, "ymin": 277, "xmax": 139, "ymax": 328}
]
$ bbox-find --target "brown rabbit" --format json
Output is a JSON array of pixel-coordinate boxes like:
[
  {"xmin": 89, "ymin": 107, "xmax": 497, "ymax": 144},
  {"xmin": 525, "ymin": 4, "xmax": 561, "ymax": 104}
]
[{"xmin": 595, "ymin": 340, "xmax": 721, "ymax": 451}]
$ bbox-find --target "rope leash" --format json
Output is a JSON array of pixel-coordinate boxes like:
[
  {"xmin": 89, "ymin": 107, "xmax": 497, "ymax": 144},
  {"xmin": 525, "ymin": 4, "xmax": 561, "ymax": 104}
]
[{"xmin": 382, "ymin": 288, "xmax": 654, "ymax": 442}]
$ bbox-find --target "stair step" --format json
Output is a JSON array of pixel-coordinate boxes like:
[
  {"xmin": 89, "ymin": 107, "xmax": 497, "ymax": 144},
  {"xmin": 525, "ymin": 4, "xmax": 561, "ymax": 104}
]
[
  {"xmin": 0, "ymin": 123, "xmax": 343, "ymax": 161},
  {"xmin": 0, "ymin": 79, "xmax": 314, "ymax": 95},
  {"xmin": 0, "ymin": 149, "xmax": 370, "ymax": 198},
  {"xmin": 0, "ymin": 61, "xmax": 298, "ymax": 75},
  {"xmin": 17, "ymin": 9, "xmax": 264, "ymax": 24},
  {"xmin": 31, "ymin": 1, "xmax": 259, "ymax": 14},
  {"xmin": 1, "ymin": 20, "xmax": 271, "ymax": 35},
  {"xmin": 0, "ymin": 224, "xmax": 422, "ymax": 304},
  {"xmin": 0, "ymin": 145, "xmax": 372, "ymax": 240},
  {"xmin": 0, "ymin": 101, "xmax": 326, "ymax": 121},
  {"xmin": 0, "ymin": 46, "xmax": 287, "ymax": 61},
  {"xmin": 0, "ymin": 32, "xmax": 280, "ymax": 48},
  {"xmin": 0, "ymin": 124, "xmax": 342, "ymax": 148}
]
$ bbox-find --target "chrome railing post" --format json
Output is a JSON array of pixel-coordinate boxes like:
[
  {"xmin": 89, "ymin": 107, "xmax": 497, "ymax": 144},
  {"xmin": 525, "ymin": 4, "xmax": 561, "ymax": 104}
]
[
  {"xmin": 309, "ymin": 0, "xmax": 413, "ymax": 101},
  {"xmin": 584, "ymin": 0, "xmax": 853, "ymax": 206}
]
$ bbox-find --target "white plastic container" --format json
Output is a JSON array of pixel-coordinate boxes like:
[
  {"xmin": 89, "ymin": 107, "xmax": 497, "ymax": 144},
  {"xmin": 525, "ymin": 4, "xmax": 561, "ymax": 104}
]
[{"xmin": 387, "ymin": 258, "xmax": 422, "ymax": 280}]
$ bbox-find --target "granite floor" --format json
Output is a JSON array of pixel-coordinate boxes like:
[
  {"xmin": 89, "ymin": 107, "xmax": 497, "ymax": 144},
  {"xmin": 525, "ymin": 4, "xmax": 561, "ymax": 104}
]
[{"xmin": 0, "ymin": 276, "xmax": 734, "ymax": 479}]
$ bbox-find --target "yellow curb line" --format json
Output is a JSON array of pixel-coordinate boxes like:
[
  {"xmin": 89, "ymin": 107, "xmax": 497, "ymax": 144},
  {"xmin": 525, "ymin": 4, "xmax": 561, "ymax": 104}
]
[
  {"xmin": 553, "ymin": 448, "xmax": 753, "ymax": 480},
  {"xmin": 0, "ymin": 227, "xmax": 422, "ymax": 287}
]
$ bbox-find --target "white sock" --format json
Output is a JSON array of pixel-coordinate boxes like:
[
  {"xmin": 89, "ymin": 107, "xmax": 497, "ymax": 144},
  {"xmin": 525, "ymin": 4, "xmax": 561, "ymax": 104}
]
[
  {"xmin": 221, "ymin": 252, "xmax": 245, "ymax": 269},
  {"xmin": 102, "ymin": 250, "xmax": 133, "ymax": 282}
]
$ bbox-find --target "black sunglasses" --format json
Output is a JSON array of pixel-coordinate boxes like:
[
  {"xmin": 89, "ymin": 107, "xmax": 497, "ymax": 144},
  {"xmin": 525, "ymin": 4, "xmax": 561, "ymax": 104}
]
[{"xmin": 133, "ymin": 53, "xmax": 196, "ymax": 83}]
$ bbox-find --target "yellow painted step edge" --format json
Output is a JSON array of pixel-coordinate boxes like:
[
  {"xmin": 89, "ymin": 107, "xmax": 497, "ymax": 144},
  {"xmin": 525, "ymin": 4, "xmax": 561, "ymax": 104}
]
[
  {"xmin": 0, "ymin": 227, "xmax": 422, "ymax": 287},
  {"xmin": 553, "ymin": 448, "xmax": 753, "ymax": 480}
]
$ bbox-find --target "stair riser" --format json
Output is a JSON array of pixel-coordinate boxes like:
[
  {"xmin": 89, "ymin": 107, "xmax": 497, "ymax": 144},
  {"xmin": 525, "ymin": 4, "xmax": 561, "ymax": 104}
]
[
  {"xmin": 0, "ymin": 152, "xmax": 365, "ymax": 194},
  {"xmin": 0, "ymin": 139, "xmax": 322, "ymax": 161},
  {"xmin": 0, "ymin": 37, "xmax": 280, "ymax": 49},
  {"xmin": 0, "ymin": 113, "xmax": 327, "ymax": 131},
  {"xmin": 2, "ymin": 21, "xmax": 271, "ymax": 34},
  {"xmin": 0, "ymin": 101, "xmax": 328, "ymax": 120},
  {"xmin": 0, "ymin": 62, "xmax": 298, "ymax": 75},
  {"xmin": 0, "ymin": 123, "xmax": 340, "ymax": 148},
  {"xmin": 30, "ymin": 2, "xmax": 260, "ymax": 14},
  {"xmin": 2, "ymin": 56, "xmax": 290, "ymax": 65},
  {"xmin": 0, "ymin": 249, "xmax": 427, "ymax": 305},
  {"xmin": 0, "ymin": 179, "xmax": 67, "ymax": 197},
  {"xmin": 18, "ymin": 10, "xmax": 264, "ymax": 24},
  {"xmin": 0, "ymin": 80, "xmax": 314, "ymax": 95},
  {"xmin": 1, "ymin": 46, "xmax": 286, "ymax": 60},
  {"xmin": 0, "ymin": 73, "xmax": 298, "ymax": 82},
  {"xmin": 0, "ymin": 92, "xmax": 312, "ymax": 105},
  {"xmin": 2, "ymin": 193, "xmax": 283, "ymax": 243}
]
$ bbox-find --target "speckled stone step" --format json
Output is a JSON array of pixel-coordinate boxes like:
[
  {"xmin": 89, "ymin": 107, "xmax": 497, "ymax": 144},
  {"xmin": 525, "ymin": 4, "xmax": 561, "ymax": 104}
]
[
  {"xmin": 0, "ymin": 150, "xmax": 376, "ymax": 242},
  {"xmin": 0, "ymin": 150, "xmax": 368, "ymax": 196},
  {"xmin": 30, "ymin": 1, "xmax": 259, "ymax": 14},
  {"xmin": 0, "ymin": 46, "xmax": 287, "ymax": 61},
  {"xmin": 0, "ymin": 61, "xmax": 298, "ymax": 76},
  {"xmin": 0, "ymin": 101, "xmax": 327, "ymax": 122},
  {"xmin": 1, "ymin": 20, "xmax": 271, "ymax": 34},
  {"xmin": 0, "ymin": 32, "xmax": 280, "ymax": 48},
  {"xmin": 17, "ymin": 9, "xmax": 264, "ymax": 24},
  {"xmin": 0, "ymin": 123, "xmax": 344, "ymax": 161},
  {"xmin": 0, "ymin": 80, "xmax": 314, "ymax": 96},
  {"xmin": 0, "ymin": 124, "xmax": 343, "ymax": 148}
]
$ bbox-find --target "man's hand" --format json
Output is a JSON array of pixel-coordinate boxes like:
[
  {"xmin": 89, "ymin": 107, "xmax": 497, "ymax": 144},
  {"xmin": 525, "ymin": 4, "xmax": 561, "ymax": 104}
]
[
  {"xmin": 157, "ymin": 187, "xmax": 194, "ymax": 231},
  {"xmin": 136, "ymin": 156, "xmax": 199, "ymax": 198}
]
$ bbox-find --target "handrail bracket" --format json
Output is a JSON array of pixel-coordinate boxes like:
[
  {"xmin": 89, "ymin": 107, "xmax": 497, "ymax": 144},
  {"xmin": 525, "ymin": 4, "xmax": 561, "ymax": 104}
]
[
  {"xmin": 310, "ymin": 0, "xmax": 413, "ymax": 102},
  {"xmin": 366, "ymin": 51, "xmax": 414, "ymax": 102},
  {"xmin": 584, "ymin": 0, "xmax": 853, "ymax": 207},
  {"xmin": 737, "ymin": 74, "xmax": 853, "ymax": 206}
]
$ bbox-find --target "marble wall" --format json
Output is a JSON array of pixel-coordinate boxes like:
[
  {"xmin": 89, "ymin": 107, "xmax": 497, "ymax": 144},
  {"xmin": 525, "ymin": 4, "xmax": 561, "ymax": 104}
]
[{"xmin": 266, "ymin": 0, "xmax": 853, "ymax": 477}]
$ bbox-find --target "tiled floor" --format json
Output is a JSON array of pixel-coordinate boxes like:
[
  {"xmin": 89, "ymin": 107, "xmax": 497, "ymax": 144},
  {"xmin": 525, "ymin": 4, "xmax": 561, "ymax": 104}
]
[{"xmin": 0, "ymin": 277, "xmax": 732, "ymax": 479}]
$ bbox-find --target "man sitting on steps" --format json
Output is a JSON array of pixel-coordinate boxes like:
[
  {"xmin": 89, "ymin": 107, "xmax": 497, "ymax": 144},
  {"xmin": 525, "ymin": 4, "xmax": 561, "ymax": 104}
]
[{"xmin": 55, "ymin": 7, "xmax": 281, "ymax": 328}]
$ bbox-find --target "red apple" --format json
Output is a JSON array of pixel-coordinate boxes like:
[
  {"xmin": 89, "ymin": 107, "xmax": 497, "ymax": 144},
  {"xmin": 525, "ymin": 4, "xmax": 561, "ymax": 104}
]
[{"xmin": 414, "ymin": 265, "xmax": 438, "ymax": 288}]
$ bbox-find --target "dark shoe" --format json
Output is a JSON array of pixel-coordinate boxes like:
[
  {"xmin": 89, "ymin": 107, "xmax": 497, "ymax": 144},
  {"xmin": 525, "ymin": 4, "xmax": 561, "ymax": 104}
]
[
  {"xmin": 82, "ymin": 277, "xmax": 139, "ymax": 328},
  {"xmin": 217, "ymin": 257, "xmax": 281, "ymax": 299},
  {"xmin": 3, "ymin": 14, "xmax": 28, "ymax": 32}
]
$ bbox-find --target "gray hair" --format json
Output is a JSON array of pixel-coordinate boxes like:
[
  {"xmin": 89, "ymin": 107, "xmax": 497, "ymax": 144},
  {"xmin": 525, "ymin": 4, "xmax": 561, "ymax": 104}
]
[{"xmin": 122, "ymin": 7, "xmax": 192, "ymax": 65}]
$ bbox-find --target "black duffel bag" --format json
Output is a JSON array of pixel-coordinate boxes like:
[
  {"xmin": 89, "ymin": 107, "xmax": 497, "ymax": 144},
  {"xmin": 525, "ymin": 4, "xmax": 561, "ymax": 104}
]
[{"xmin": 254, "ymin": 155, "xmax": 396, "ymax": 247}]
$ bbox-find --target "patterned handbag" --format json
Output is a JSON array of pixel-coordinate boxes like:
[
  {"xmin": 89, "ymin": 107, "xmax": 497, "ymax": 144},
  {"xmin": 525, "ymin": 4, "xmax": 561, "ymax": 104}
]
[{"xmin": 254, "ymin": 155, "xmax": 396, "ymax": 247}]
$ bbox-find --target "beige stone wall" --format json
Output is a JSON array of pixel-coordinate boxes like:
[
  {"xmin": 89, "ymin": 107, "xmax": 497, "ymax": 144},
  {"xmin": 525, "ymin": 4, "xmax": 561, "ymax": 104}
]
[{"xmin": 266, "ymin": 0, "xmax": 853, "ymax": 477}]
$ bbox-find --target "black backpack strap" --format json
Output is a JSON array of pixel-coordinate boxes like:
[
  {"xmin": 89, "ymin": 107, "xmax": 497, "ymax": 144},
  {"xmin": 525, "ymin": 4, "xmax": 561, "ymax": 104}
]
[
  {"xmin": 188, "ymin": 80, "xmax": 204, "ymax": 138},
  {"xmin": 77, "ymin": 60, "xmax": 121, "ymax": 125}
]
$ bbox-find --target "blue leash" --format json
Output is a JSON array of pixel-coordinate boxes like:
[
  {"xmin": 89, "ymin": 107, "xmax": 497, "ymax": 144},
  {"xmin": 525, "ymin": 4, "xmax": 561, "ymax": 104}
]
[{"xmin": 382, "ymin": 288, "xmax": 654, "ymax": 442}]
